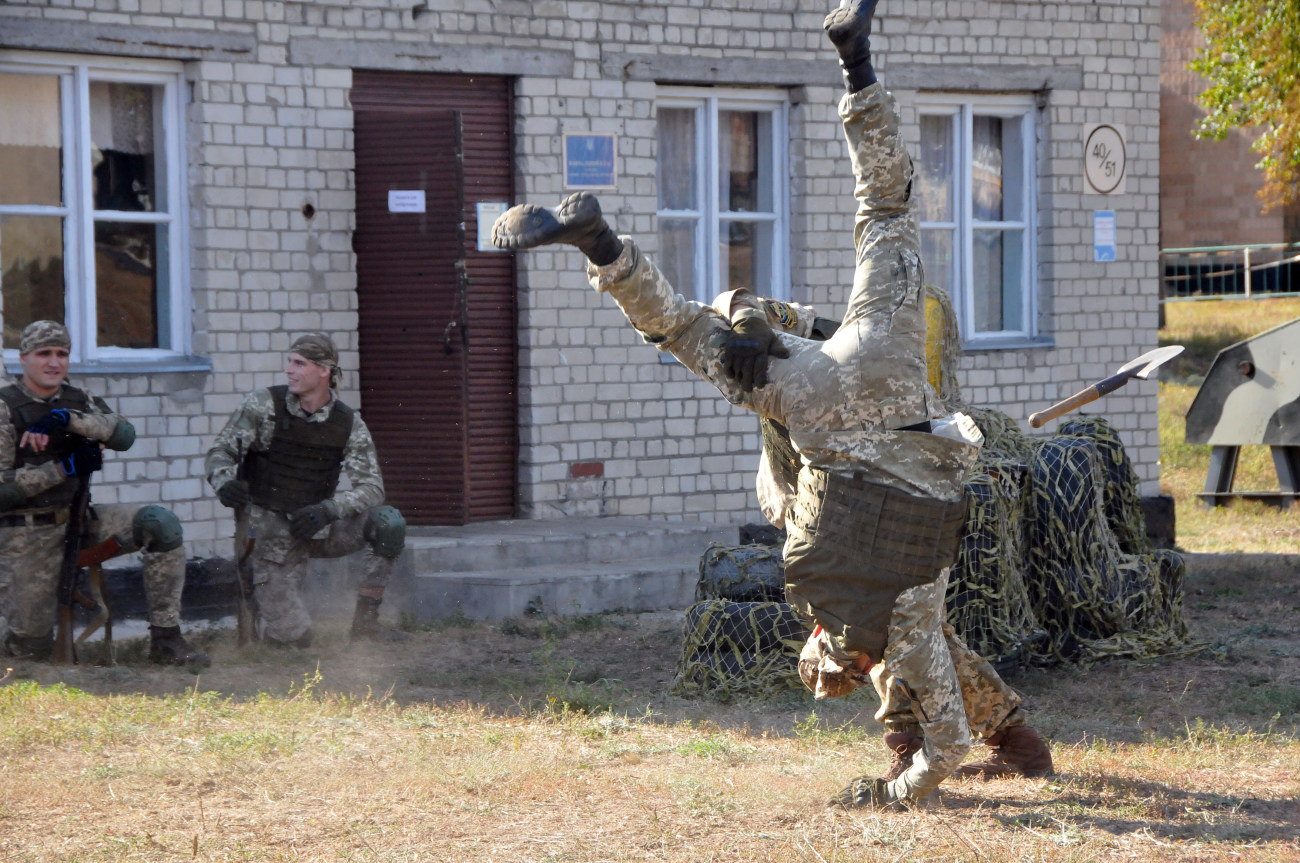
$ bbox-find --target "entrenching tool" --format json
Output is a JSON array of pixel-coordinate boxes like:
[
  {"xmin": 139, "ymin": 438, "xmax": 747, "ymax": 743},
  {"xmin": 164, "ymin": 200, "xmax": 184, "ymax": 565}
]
[{"xmin": 1029, "ymin": 345, "xmax": 1184, "ymax": 429}]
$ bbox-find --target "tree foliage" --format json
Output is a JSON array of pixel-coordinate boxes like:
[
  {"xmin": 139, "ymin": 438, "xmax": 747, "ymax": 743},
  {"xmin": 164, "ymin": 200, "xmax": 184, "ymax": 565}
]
[{"xmin": 1190, "ymin": 0, "xmax": 1300, "ymax": 209}]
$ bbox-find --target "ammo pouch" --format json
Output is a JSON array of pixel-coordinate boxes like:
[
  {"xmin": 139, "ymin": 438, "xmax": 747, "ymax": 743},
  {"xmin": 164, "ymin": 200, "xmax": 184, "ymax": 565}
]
[
  {"xmin": 783, "ymin": 466, "xmax": 968, "ymax": 660},
  {"xmin": 791, "ymin": 467, "xmax": 967, "ymax": 579}
]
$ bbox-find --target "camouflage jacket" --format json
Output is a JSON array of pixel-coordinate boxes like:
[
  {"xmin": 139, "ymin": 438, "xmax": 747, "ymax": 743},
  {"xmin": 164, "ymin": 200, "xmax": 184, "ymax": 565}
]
[
  {"xmin": 205, "ymin": 388, "xmax": 386, "ymax": 519},
  {"xmin": 0, "ymin": 379, "xmax": 126, "ymax": 508},
  {"xmin": 590, "ymin": 241, "xmax": 980, "ymax": 504}
]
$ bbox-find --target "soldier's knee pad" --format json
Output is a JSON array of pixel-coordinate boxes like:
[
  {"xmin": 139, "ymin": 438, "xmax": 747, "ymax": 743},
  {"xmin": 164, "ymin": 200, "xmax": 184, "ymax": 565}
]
[
  {"xmin": 364, "ymin": 505, "xmax": 405, "ymax": 559},
  {"xmin": 133, "ymin": 505, "xmax": 184, "ymax": 553},
  {"xmin": 105, "ymin": 419, "xmax": 136, "ymax": 452}
]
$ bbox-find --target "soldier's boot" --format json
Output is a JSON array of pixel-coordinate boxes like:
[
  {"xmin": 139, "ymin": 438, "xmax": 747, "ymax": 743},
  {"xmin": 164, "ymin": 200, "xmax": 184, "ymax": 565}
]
[
  {"xmin": 881, "ymin": 726, "xmax": 924, "ymax": 782},
  {"xmin": 349, "ymin": 595, "xmax": 411, "ymax": 643},
  {"xmin": 954, "ymin": 725, "xmax": 1054, "ymax": 780},
  {"xmin": 827, "ymin": 775, "xmax": 911, "ymax": 812},
  {"xmin": 491, "ymin": 191, "xmax": 624, "ymax": 266},
  {"xmin": 824, "ymin": 0, "xmax": 880, "ymax": 93},
  {"xmin": 148, "ymin": 625, "xmax": 211, "ymax": 668},
  {"xmin": 3, "ymin": 631, "xmax": 53, "ymax": 661}
]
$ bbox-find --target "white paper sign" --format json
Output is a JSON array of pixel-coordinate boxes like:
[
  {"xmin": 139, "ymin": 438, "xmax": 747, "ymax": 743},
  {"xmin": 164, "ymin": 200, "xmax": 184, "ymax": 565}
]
[
  {"xmin": 476, "ymin": 202, "xmax": 509, "ymax": 252},
  {"xmin": 388, "ymin": 190, "xmax": 426, "ymax": 213}
]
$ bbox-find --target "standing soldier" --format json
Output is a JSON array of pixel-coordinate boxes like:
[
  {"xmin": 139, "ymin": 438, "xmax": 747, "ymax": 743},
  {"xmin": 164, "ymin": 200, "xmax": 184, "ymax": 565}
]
[
  {"xmin": 0, "ymin": 321, "xmax": 206, "ymax": 667},
  {"xmin": 493, "ymin": 0, "xmax": 1048, "ymax": 809},
  {"xmin": 205, "ymin": 333, "xmax": 408, "ymax": 647}
]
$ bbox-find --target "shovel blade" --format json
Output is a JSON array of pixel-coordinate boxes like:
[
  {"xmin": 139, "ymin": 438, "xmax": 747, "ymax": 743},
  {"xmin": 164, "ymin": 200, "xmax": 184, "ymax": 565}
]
[{"xmin": 1118, "ymin": 344, "xmax": 1184, "ymax": 380}]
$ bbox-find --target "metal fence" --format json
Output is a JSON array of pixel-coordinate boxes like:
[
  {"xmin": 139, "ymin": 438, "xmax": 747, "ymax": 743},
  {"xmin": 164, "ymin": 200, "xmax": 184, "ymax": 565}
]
[{"xmin": 1160, "ymin": 243, "xmax": 1300, "ymax": 300}]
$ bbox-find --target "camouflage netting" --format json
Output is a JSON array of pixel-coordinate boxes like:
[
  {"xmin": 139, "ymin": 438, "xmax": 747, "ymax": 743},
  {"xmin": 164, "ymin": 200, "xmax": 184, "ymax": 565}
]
[
  {"xmin": 673, "ymin": 285, "xmax": 1198, "ymax": 698},
  {"xmin": 961, "ymin": 410, "xmax": 1195, "ymax": 666},
  {"xmin": 673, "ymin": 546, "xmax": 810, "ymax": 699}
]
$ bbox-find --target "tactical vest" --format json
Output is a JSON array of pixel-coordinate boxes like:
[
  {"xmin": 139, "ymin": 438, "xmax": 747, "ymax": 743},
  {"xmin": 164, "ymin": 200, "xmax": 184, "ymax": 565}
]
[
  {"xmin": 760, "ymin": 417, "xmax": 801, "ymax": 493},
  {"xmin": 783, "ymin": 465, "xmax": 968, "ymax": 662},
  {"xmin": 0, "ymin": 384, "xmax": 93, "ymax": 509},
  {"xmin": 244, "ymin": 385, "xmax": 354, "ymax": 514}
]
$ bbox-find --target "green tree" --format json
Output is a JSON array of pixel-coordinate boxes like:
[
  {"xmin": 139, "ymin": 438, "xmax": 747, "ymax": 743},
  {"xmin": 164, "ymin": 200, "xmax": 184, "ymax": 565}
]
[{"xmin": 1190, "ymin": 0, "xmax": 1300, "ymax": 209}]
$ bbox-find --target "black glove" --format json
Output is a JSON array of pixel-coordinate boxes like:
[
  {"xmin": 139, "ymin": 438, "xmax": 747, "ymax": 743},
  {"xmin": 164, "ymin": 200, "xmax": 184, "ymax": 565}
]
[
  {"xmin": 28, "ymin": 408, "xmax": 71, "ymax": 437},
  {"xmin": 217, "ymin": 479, "xmax": 251, "ymax": 509},
  {"xmin": 289, "ymin": 502, "xmax": 337, "ymax": 540},
  {"xmin": 722, "ymin": 313, "xmax": 791, "ymax": 392},
  {"xmin": 59, "ymin": 440, "xmax": 103, "ymax": 477}
]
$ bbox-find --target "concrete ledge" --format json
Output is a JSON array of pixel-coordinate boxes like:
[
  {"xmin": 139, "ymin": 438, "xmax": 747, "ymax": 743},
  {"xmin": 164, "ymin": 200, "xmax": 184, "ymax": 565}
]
[
  {"xmin": 0, "ymin": 18, "xmax": 255, "ymax": 60},
  {"xmin": 603, "ymin": 51, "xmax": 830, "ymax": 87},
  {"xmin": 289, "ymin": 37, "xmax": 573, "ymax": 76}
]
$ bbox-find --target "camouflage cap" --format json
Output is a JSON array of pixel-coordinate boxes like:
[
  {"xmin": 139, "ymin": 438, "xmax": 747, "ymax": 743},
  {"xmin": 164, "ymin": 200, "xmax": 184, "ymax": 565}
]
[
  {"xmin": 288, "ymin": 332, "xmax": 341, "ymax": 387},
  {"xmin": 19, "ymin": 320, "xmax": 71, "ymax": 355}
]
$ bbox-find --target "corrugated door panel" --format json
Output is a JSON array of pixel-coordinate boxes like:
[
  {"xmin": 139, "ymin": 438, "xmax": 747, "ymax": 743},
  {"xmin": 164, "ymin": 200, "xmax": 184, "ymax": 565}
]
[{"xmin": 352, "ymin": 72, "xmax": 517, "ymax": 525}]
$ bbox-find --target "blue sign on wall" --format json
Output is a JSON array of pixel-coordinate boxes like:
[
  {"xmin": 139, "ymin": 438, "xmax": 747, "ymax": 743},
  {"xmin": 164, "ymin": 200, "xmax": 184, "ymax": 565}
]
[
  {"xmin": 1093, "ymin": 210, "xmax": 1117, "ymax": 262},
  {"xmin": 564, "ymin": 133, "xmax": 618, "ymax": 190}
]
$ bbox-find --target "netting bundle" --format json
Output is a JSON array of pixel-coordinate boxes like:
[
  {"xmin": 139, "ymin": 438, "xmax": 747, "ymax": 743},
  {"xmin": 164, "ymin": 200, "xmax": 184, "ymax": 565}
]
[
  {"xmin": 672, "ymin": 600, "xmax": 810, "ymax": 699},
  {"xmin": 673, "ymin": 545, "xmax": 810, "ymax": 698},
  {"xmin": 1021, "ymin": 417, "xmax": 1191, "ymax": 663}
]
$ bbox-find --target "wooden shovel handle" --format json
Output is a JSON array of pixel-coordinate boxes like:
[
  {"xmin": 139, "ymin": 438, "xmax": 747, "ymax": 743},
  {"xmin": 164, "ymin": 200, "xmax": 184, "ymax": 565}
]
[
  {"xmin": 1029, "ymin": 386, "xmax": 1100, "ymax": 428},
  {"xmin": 1028, "ymin": 370, "xmax": 1133, "ymax": 429}
]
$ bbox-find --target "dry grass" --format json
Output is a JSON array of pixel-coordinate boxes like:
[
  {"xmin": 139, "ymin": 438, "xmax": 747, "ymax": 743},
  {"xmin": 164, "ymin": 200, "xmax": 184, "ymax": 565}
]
[
  {"xmin": 1158, "ymin": 296, "xmax": 1300, "ymax": 553},
  {"xmin": 2, "ymin": 551, "xmax": 1299, "ymax": 862}
]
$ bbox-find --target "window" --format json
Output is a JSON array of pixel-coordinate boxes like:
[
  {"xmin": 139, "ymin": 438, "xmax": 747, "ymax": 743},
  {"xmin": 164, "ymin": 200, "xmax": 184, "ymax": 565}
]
[
  {"xmin": 656, "ymin": 88, "xmax": 789, "ymax": 303},
  {"xmin": 0, "ymin": 52, "xmax": 188, "ymax": 362},
  {"xmin": 915, "ymin": 95, "xmax": 1037, "ymax": 343}
]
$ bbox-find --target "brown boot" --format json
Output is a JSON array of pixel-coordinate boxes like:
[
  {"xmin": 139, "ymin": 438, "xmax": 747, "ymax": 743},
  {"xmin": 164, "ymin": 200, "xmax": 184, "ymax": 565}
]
[
  {"xmin": 349, "ymin": 595, "xmax": 411, "ymax": 643},
  {"xmin": 955, "ymin": 725, "xmax": 1054, "ymax": 780},
  {"xmin": 881, "ymin": 727, "xmax": 923, "ymax": 782}
]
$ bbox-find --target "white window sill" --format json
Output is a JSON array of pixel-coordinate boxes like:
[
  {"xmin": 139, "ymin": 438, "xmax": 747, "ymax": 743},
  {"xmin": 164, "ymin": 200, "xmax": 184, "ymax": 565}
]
[
  {"xmin": 962, "ymin": 337, "xmax": 1055, "ymax": 353},
  {"xmin": 4, "ymin": 356, "xmax": 213, "ymax": 377}
]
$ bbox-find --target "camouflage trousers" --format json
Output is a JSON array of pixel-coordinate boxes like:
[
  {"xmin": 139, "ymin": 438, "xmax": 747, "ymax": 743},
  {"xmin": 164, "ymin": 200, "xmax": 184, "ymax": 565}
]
[
  {"xmin": 874, "ymin": 568, "xmax": 972, "ymax": 801},
  {"xmin": 871, "ymin": 622, "xmax": 1024, "ymax": 740},
  {"xmin": 241, "ymin": 505, "xmax": 397, "ymax": 643},
  {"xmin": 0, "ymin": 503, "xmax": 186, "ymax": 639}
]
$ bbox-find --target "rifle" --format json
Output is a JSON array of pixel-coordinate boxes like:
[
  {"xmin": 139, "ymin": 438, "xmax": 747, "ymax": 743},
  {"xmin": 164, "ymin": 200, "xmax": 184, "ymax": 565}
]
[
  {"xmin": 52, "ymin": 473, "xmax": 92, "ymax": 665},
  {"xmin": 233, "ymin": 432, "xmax": 256, "ymax": 646},
  {"xmin": 75, "ymin": 536, "xmax": 125, "ymax": 664}
]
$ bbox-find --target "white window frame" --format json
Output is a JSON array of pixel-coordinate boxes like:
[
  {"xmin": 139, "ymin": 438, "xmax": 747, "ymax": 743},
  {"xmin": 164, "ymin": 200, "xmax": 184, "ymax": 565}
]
[
  {"xmin": 915, "ymin": 93, "xmax": 1037, "ymax": 345},
  {"xmin": 0, "ymin": 50, "xmax": 190, "ymax": 366},
  {"xmin": 655, "ymin": 86, "xmax": 790, "ymax": 303}
]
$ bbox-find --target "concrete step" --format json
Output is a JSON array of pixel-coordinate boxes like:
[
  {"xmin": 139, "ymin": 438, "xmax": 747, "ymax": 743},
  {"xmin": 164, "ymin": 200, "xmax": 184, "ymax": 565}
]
[
  {"xmin": 305, "ymin": 516, "xmax": 739, "ymax": 622},
  {"xmin": 402, "ymin": 553, "xmax": 704, "ymax": 621},
  {"xmin": 402, "ymin": 516, "xmax": 731, "ymax": 574}
]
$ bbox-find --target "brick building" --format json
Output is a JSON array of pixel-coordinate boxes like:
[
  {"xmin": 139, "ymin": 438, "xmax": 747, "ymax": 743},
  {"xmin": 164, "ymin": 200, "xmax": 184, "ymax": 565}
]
[
  {"xmin": 0, "ymin": 0, "xmax": 1163, "ymax": 562},
  {"xmin": 1160, "ymin": 0, "xmax": 1299, "ymax": 250}
]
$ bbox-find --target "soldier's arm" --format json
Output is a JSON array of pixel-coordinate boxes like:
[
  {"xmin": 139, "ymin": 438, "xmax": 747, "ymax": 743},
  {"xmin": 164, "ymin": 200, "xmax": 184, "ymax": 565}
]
[
  {"xmin": 65, "ymin": 394, "xmax": 135, "ymax": 451},
  {"xmin": 332, "ymin": 415, "xmax": 386, "ymax": 518},
  {"xmin": 205, "ymin": 391, "xmax": 271, "ymax": 493},
  {"xmin": 0, "ymin": 401, "xmax": 65, "ymax": 511},
  {"xmin": 713, "ymin": 290, "xmax": 830, "ymax": 339}
]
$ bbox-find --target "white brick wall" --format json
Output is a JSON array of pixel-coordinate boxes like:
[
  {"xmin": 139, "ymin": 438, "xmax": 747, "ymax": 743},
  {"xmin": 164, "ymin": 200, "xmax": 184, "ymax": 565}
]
[{"xmin": 0, "ymin": 0, "xmax": 1165, "ymax": 558}]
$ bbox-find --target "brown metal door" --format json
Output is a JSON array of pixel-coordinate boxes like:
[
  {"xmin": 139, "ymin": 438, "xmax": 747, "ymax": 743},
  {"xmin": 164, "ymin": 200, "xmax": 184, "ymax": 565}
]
[{"xmin": 352, "ymin": 72, "xmax": 516, "ymax": 525}]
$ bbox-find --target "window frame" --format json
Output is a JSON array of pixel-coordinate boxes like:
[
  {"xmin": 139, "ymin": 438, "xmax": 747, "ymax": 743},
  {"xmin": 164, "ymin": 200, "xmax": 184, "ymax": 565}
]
[
  {"xmin": 0, "ymin": 49, "xmax": 191, "ymax": 366},
  {"xmin": 915, "ymin": 93, "xmax": 1038, "ymax": 346},
  {"xmin": 655, "ymin": 86, "xmax": 791, "ymax": 303}
]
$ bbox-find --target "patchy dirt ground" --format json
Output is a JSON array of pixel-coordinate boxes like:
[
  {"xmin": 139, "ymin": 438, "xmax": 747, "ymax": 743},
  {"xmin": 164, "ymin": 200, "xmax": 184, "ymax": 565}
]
[
  {"xmin": 7, "ymin": 552, "xmax": 1300, "ymax": 745},
  {"xmin": 2, "ymin": 552, "xmax": 1298, "ymax": 862}
]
